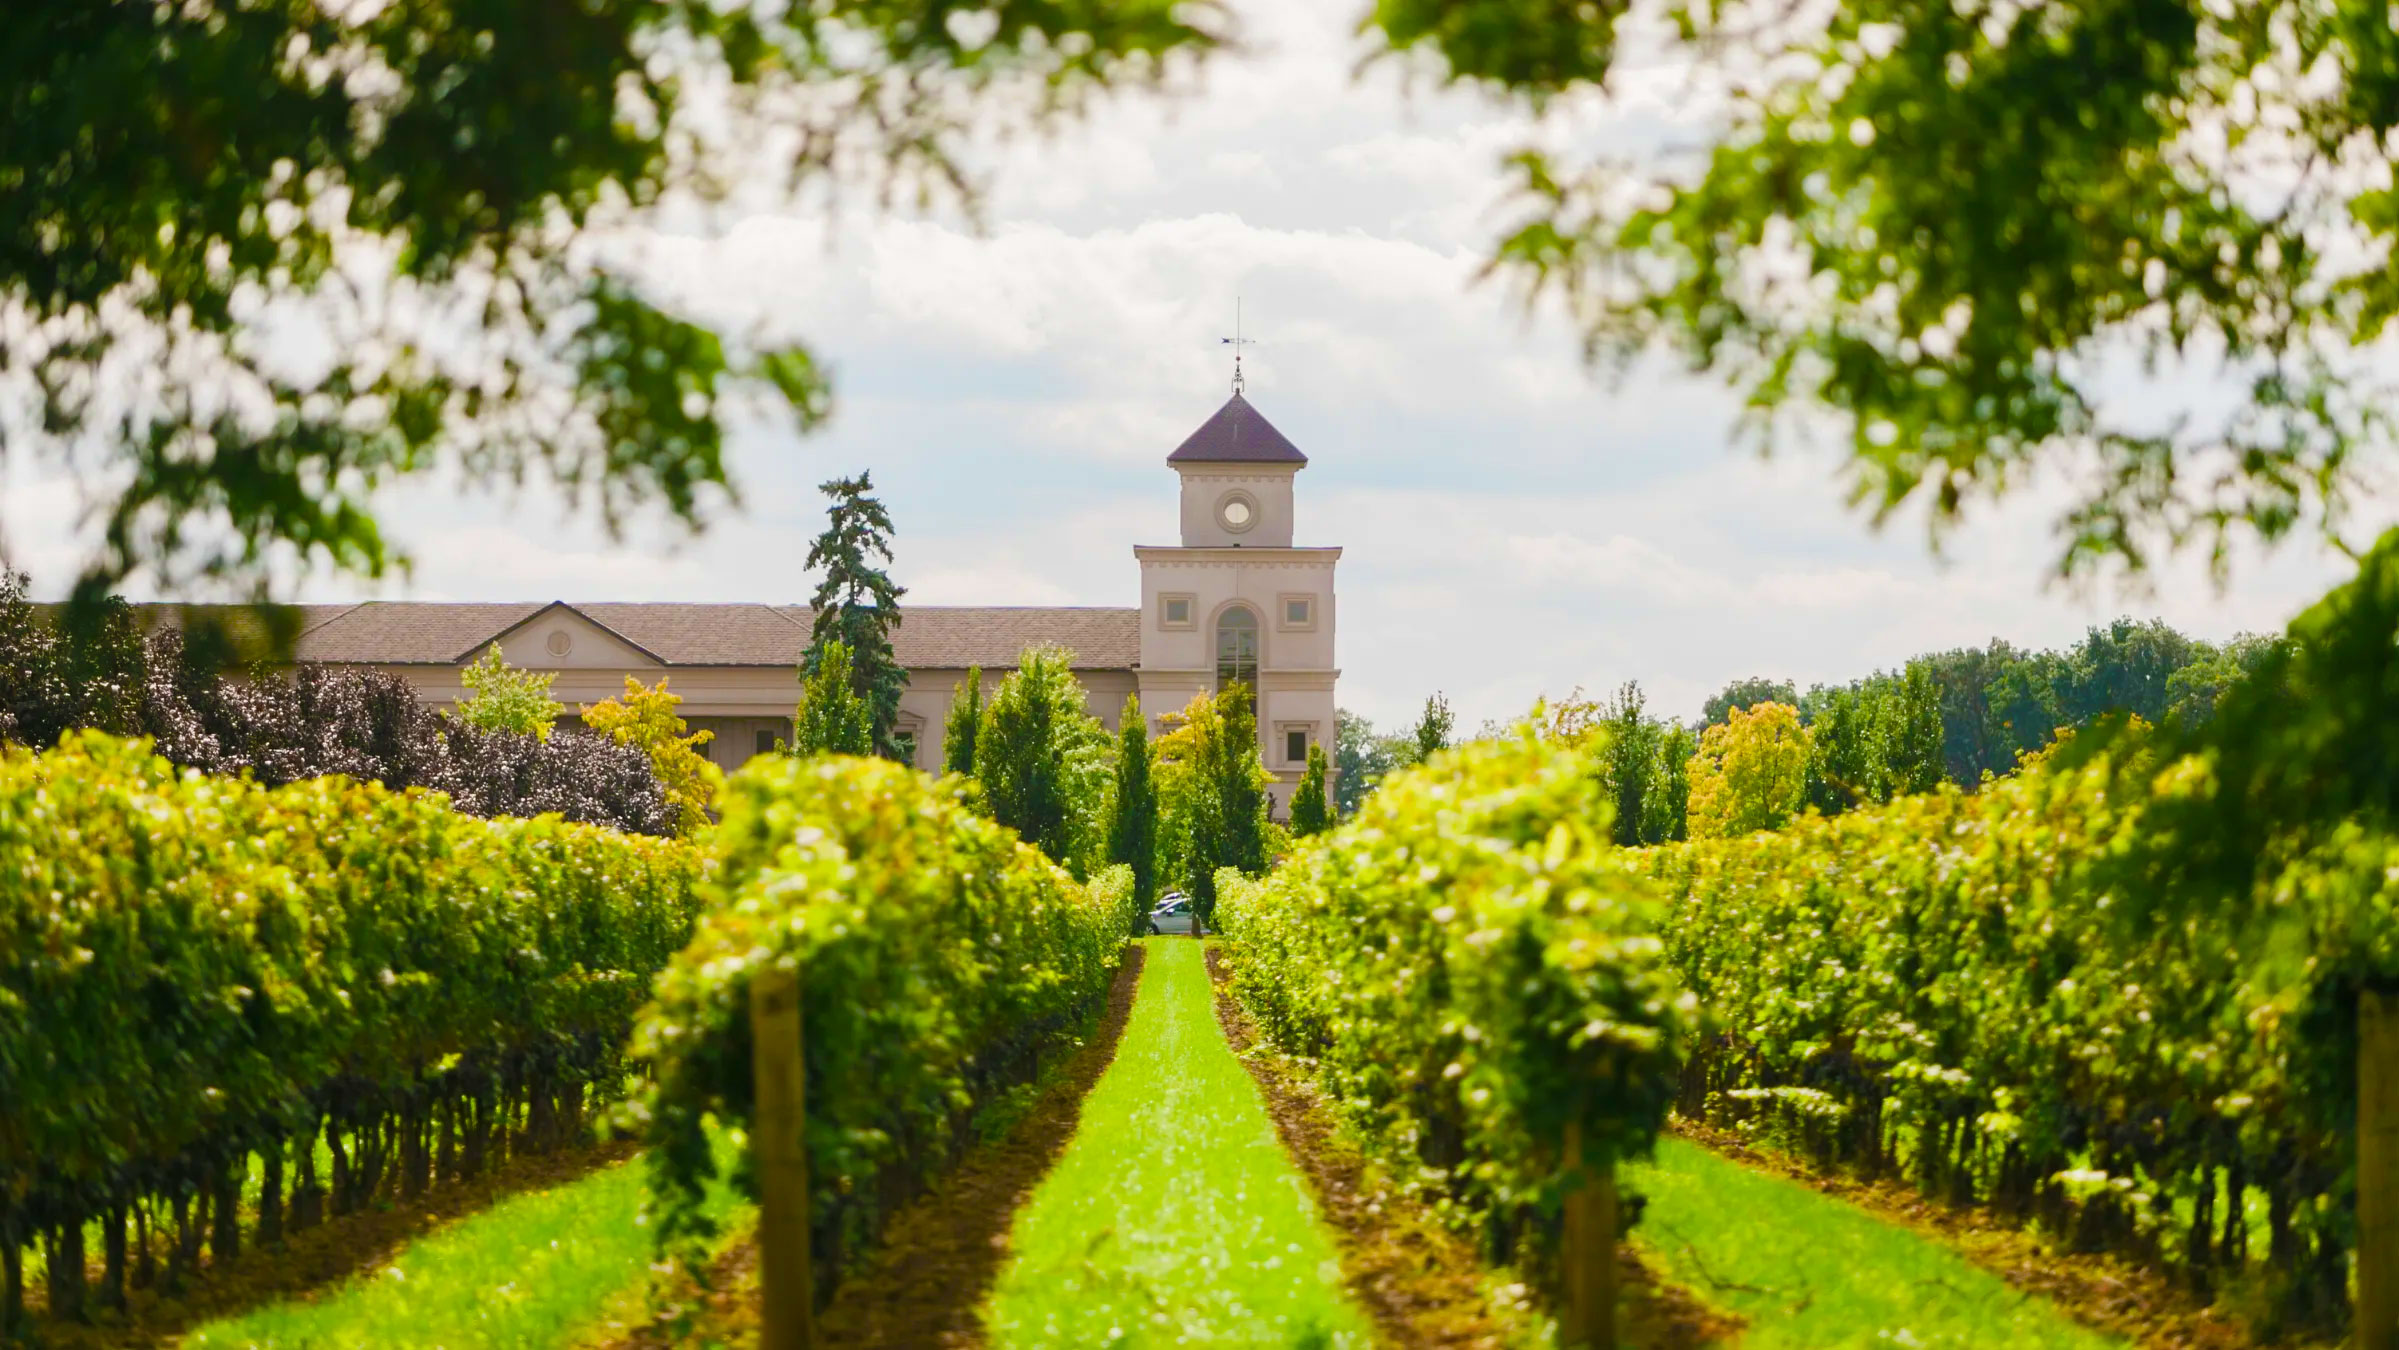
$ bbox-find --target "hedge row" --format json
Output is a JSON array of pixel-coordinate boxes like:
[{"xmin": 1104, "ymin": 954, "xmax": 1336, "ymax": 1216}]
[
  {"xmin": 1213, "ymin": 729, "xmax": 1698, "ymax": 1264},
  {"xmin": 1646, "ymin": 743, "xmax": 2399, "ymax": 1336},
  {"xmin": 631, "ymin": 754, "xmax": 1125, "ymax": 1304},
  {"xmin": 0, "ymin": 732, "xmax": 702, "ymax": 1329},
  {"xmin": 0, "ymin": 578, "xmax": 676, "ymax": 836}
]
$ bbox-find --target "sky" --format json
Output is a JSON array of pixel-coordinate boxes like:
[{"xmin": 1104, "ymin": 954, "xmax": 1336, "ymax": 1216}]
[{"xmin": 2, "ymin": 0, "xmax": 2381, "ymax": 728}]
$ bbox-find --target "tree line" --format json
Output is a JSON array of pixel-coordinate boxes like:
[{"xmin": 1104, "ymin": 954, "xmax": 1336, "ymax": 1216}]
[{"xmin": 1336, "ymin": 617, "xmax": 2282, "ymax": 843}]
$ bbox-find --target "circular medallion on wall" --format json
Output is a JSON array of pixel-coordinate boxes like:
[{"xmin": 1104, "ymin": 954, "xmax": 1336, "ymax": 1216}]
[
  {"xmin": 546, "ymin": 630, "xmax": 573, "ymax": 658},
  {"xmin": 1218, "ymin": 490, "xmax": 1259, "ymax": 534}
]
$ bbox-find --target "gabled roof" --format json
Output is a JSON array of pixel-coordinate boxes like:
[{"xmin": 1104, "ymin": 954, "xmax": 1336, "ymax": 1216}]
[
  {"xmin": 238, "ymin": 601, "xmax": 1141, "ymax": 670},
  {"xmin": 1166, "ymin": 392, "xmax": 1307, "ymax": 465}
]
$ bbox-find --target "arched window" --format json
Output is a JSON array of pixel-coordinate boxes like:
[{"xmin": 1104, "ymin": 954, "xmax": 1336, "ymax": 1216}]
[{"xmin": 1215, "ymin": 606, "xmax": 1259, "ymax": 691}]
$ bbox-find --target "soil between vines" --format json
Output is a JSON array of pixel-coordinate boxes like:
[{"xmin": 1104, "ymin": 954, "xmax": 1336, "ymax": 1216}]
[
  {"xmin": 606, "ymin": 942, "xmax": 1149, "ymax": 1350},
  {"xmin": 1201, "ymin": 944, "xmax": 1739, "ymax": 1350}
]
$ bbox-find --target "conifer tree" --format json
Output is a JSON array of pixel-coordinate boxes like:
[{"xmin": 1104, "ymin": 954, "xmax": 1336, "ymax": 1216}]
[
  {"xmin": 803, "ymin": 473, "xmax": 909, "ymax": 760},
  {"xmin": 1106, "ymin": 695, "xmax": 1160, "ymax": 922},
  {"xmin": 790, "ymin": 639, "xmax": 872, "ymax": 757},
  {"xmin": 943, "ymin": 667, "xmax": 984, "ymax": 776},
  {"xmin": 1289, "ymin": 742, "xmax": 1332, "ymax": 836}
]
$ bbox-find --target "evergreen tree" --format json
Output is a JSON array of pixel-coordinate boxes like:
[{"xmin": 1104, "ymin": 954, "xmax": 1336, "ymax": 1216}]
[
  {"xmin": 1105, "ymin": 694, "xmax": 1159, "ymax": 922},
  {"xmin": 1289, "ymin": 742, "xmax": 1332, "ymax": 836},
  {"xmin": 943, "ymin": 666, "xmax": 984, "ymax": 776},
  {"xmin": 803, "ymin": 473, "xmax": 910, "ymax": 760},
  {"xmin": 790, "ymin": 638, "xmax": 872, "ymax": 756}
]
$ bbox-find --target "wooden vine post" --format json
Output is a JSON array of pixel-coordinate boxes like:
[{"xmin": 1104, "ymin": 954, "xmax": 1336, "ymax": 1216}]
[
  {"xmin": 752, "ymin": 965, "xmax": 815, "ymax": 1350},
  {"xmin": 1560, "ymin": 1121, "xmax": 1619, "ymax": 1350},
  {"xmin": 2362, "ymin": 990, "xmax": 2399, "ymax": 1350}
]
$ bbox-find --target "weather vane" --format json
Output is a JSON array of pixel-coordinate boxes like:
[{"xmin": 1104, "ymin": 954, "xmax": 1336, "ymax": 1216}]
[{"xmin": 1220, "ymin": 297, "xmax": 1254, "ymax": 395}]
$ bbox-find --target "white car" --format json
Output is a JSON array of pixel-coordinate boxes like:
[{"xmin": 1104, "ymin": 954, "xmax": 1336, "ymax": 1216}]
[{"xmin": 1147, "ymin": 893, "xmax": 1201, "ymax": 936}]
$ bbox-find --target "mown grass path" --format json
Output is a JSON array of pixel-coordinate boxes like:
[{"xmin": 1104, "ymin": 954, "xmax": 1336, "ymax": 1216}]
[
  {"xmin": 182, "ymin": 1138, "xmax": 742, "ymax": 1349},
  {"xmin": 1630, "ymin": 1136, "xmax": 2125, "ymax": 1349},
  {"xmin": 983, "ymin": 938, "xmax": 1373, "ymax": 1349}
]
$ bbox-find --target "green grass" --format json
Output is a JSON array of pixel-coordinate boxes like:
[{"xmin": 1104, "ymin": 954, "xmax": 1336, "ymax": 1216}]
[
  {"xmin": 1628, "ymin": 1136, "xmax": 2124, "ymax": 1349},
  {"xmin": 185, "ymin": 1134, "xmax": 744, "ymax": 1349},
  {"xmin": 984, "ymin": 938, "xmax": 1373, "ymax": 1350}
]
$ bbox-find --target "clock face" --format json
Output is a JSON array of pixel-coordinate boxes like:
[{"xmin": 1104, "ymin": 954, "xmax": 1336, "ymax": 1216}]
[{"xmin": 1219, "ymin": 493, "xmax": 1257, "ymax": 532}]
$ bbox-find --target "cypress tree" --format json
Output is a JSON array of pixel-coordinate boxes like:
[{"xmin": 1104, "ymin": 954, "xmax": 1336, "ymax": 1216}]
[
  {"xmin": 943, "ymin": 666, "xmax": 984, "ymax": 775},
  {"xmin": 1289, "ymin": 742, "xmax": 1331, "ymax": 836},
  {"xmin": 1106, "ymin": 694, "xmax": 1158, "ymax": 921}
]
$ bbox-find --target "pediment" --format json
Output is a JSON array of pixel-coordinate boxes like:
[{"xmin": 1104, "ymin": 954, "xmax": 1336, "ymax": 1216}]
[{"xmin": 482, "ymin": 603, "xmax": 664, "ymax": 670}]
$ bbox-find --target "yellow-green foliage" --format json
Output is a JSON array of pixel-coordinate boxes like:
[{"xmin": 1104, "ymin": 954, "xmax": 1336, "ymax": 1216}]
[
  {"xmin": 631, "ymin": 753, "xmax": 1123, "ymax": 1278},
  {"xmin": 1685, "ymin": 699, "xmax": 1810, "ymax": 837},
  {"xmin": 582, "ymin": 674, "xmax": 724, "ymax": 836},
  {"xmin": 1087, "ymin": 862, "xmax": 1139, "ymax": 944},
  {"xmin": 1213, "ymin": 727, "xmax": 1698, "ymax": 1232},
  {"xmin": 1649, "ymin": 740, "xmax": 2399, "ymax": 1330},
  {"xmin": 0, "ymin": 731, "xmax": 701, "ymax": 1271}
]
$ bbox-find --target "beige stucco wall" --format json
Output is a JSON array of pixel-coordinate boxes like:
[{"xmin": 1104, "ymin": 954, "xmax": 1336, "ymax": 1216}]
[
  {"xmin": 1177, "ymin": 464, "xmax": 1300, "ymax": 548},
  {"xmin": 1135, "ymin": 545, "xmax": 1340, "ymax": 817},
  {"xmin": 373, "ymin": 658, "xmax": 1139, "ymax": 777}
]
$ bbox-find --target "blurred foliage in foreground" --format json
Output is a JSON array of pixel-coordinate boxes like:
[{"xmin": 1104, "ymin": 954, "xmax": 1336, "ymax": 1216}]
[{"xmin": 3, "ymin": 0, "xmax": 1217, "ymax": 601}]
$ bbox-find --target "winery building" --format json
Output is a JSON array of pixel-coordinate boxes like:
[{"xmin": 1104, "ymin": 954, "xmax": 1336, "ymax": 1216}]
[{"xmin": 253, "ymin": 392, "xmax": 1342, "ymax": 814}]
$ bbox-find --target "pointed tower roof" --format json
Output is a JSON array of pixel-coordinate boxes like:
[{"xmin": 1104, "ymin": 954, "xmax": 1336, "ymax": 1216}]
[{"xmin": 1166, "ymin": 392, "xmax": 1307, "ymax": 465}]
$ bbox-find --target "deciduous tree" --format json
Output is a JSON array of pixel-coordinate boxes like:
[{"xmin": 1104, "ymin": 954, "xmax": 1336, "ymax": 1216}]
[
  {"xmin": 1409, "ymin": 692, "xmax": 1455, "ymax": 764},
  {"xmin": 581, "ymin": 676, "xmax": 723, "ymax": 837},
  {"xmin": 1156, "ymin": 684, "xmax": 1269, "ymax": 924},
  {"xmin": 1686, "ymin": 702, "xmax": 1811, "ymax": 839},
  {"xmin": 790, "ymin": 639, "xmax": 872, "ymax": 758},
  {"xmin": 452, "ymin": 645, "xmax": 560, "ymax": 740},
  {"xmin": 974, "ymin": 646, "xmax": 1110, "ymax": 876},
  {"xmin": 6, "ymin": 2, "xmax": 1216, "ymax": 603}
]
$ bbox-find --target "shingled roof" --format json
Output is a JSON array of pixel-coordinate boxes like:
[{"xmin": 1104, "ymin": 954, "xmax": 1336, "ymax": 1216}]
[
  {"xmin": 1166, "ymin": 392, "xmax": 1307, "ymax": 465},
  {"xmin": 241, "ymin": 601, "xmax": 1140, "ymax": 670}
]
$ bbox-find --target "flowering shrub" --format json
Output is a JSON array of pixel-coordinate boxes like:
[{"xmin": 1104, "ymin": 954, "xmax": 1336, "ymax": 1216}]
[
  {"xmin": 631, "ymin": 753, "xmax": 1123, "ymax": 1292},
  {"xmin": 0, "ymin": 732, "xmax": 701, "ymax": 1324},
  {"xmin": 1213, "ymin": 728, "xmax": 1698, "ymax": 1247}
]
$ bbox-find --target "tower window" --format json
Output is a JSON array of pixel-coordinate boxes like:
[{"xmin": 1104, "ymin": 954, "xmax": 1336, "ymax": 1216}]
[
  {"xmin": 1217, "ymin": 490, "xmax": 1260, "ymax": 535},
  {"xmin": 1279, "ymin": 594, "xmax": 1315, "ymax": 630},
  {"xmin": 1285, "ymin": 728, "xmax": 1309, "ymax": 764},
  {"xmin": 1160, "ymin": 594, "xmax": 1195, "ymax": 628},
  {"xmin": 1215, "ymin": 605, "xmax": 1259, "ymax": 690}
]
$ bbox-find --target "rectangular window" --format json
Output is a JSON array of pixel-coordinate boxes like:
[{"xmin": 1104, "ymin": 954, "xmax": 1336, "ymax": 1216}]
[
  {"xmin": 755, "ymin": 729, "xmax": 775, "ymax": 757},
  {"xmin": 1159, "ymin": 593, "xmax": 1196, "ymax": 629},
  {"xmin": 1285, "ymin": 728, "xmax": 1309, "ymax": 764},
  {"xmin": 1277, "ymin": 593, "xmax": 1316, "ymax": 630}
]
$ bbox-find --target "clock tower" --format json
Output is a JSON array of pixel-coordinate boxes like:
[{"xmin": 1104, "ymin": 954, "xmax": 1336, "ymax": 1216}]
[{"xmin": 1136, "ymin": 392, "xmax": 1341, "ymax": 818}]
